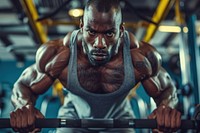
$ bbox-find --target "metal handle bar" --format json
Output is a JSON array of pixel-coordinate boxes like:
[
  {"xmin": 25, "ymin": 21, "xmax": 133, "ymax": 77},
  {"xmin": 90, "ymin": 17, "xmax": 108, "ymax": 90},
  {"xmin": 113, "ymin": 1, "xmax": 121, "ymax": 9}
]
[{"xmin": 0, "ymin": 118, "xmax": 199, "ymax": 129}]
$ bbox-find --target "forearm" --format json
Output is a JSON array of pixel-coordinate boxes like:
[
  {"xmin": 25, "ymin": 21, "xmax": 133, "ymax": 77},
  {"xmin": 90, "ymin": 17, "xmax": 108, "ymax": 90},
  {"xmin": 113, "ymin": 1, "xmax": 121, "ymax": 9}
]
[
  {"xmin": 11, "ymin": 81, "xmax": 38, "ymax": 109},
  {"xmin": 11, "ymin": 64, "xmax": 55, "ymax": 109},
  {"xmin": 142, "ymin": 69, "xmax": 179, "ymax": 108},
  {"xmin": 154, "ymin": 84, "xmax": 178, "ymax": 108}
]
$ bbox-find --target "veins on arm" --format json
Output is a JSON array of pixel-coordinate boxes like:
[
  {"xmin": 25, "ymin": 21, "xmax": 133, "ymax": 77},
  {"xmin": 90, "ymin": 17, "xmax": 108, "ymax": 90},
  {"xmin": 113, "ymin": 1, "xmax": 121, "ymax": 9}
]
[
  {"xmin": 142, "ymin": 68, "xmax": 178, "ymax": 108},
  {"xmin": 11, "ymin": 65, "xmax": 55, "ymax": 108},
  {"xmin": 135, "ymin": 41, "xmax": 177, "ymax": 108}
]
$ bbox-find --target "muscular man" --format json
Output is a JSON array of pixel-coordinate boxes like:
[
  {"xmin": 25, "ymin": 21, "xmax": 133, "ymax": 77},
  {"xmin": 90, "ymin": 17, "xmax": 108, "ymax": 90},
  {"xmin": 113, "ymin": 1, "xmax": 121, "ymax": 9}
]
[{"xmin": 10, "ymin": 0, "xmax": 181, "ymax": 132}]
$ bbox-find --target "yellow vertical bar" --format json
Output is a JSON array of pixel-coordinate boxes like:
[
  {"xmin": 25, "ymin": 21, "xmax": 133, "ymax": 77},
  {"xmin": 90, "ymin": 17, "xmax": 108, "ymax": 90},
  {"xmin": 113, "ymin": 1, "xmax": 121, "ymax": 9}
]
[
  {"xmin": 143, "ymin": 0, "xmax": 176, "ymax": 42},
  {"xmin": 20, "ymin": 0, "xmax": 48, "ymax": 44},
  {"xmin": 175, "ymin": 0, "xmax": 185, "ymax": 25},
  {"xmin": 131, "ymin": 0, "xmax": 176, "ymax": 96}
]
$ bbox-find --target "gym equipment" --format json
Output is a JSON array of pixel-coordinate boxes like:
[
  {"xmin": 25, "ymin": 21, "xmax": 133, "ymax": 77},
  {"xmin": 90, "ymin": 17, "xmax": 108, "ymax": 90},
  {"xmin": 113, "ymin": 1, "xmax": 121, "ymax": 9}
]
[
  {"xmin": 1, "ymin": 105, "xmax": 200, "ymax": 130},
  {"xmin": 0, "ymin": 118, "xmax": 199, "ymax": 129},
  {"xmin": 0, "ymin": 84, "xmax": 6, "ymax": 117},
  {"xmin": 181, "ymin": 83, "xmax": 193, "ymax": 97}
]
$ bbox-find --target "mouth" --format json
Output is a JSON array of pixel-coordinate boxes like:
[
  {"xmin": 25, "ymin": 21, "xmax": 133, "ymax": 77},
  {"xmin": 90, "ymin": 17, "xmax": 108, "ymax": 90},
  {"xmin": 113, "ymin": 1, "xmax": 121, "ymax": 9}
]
[{"xmin": 91, "ymin": 53, "xmax": 108, "ymax": 61}]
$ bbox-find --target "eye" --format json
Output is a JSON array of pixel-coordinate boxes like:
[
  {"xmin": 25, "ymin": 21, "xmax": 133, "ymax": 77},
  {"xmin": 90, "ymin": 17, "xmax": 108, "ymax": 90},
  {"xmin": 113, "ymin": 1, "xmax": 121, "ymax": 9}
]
[
  {"xmin": 106, "ymin": 32, "xmax": 114, "ymax": 37},
  {"xmin": 88, "ymin": 30, "xmax": 96, "ymax": 36}
]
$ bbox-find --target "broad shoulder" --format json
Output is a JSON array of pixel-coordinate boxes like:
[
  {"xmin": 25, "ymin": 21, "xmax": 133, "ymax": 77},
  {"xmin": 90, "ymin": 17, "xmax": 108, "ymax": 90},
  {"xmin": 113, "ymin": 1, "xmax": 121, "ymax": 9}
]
[
  {"xmin": 128, "ymin": 33, "xmax": 162, "ymax": 78},
  {"xmin": 126, "ymin": 31, "xmax": 139, "ymax": 49},
  {"xmin": 35, "ymin": 38, "xmax": 70, "ymax": 74},
  {"xmin": 63, "ymin": 30, "xmax": 82, "ymax": 47},
  {"xmin": 63, "ymin": 32, "xmax": 73, "ymax": 47}
]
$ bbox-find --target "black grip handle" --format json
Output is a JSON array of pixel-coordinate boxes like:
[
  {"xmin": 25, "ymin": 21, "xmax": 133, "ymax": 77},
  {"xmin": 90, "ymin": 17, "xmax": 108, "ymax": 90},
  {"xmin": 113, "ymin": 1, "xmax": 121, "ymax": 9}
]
[
  {"xmin": 35, "ymin": 118, "xmax": 60, "ymax": 128},
  {"xmin": 82, "ymin": 119, "xmax": 113, "ymax": 128},
  {"xmin": 0, "ymin": 118, "xmax": 199, "ymax": 129},
  {"xmin": 0, "ymin": 119, "xmax": 11, "ymax": 128}
]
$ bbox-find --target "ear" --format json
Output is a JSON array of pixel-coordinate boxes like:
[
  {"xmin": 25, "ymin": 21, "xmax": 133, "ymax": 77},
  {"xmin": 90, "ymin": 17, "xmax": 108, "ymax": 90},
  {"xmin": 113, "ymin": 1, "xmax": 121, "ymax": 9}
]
[
  {"xmin": 119, "ymin": 23, "xmax": 125, "ymax": 38},
  {"xmin": 79, "ymin": 18, "xmax": 84, "ymax": 29}
]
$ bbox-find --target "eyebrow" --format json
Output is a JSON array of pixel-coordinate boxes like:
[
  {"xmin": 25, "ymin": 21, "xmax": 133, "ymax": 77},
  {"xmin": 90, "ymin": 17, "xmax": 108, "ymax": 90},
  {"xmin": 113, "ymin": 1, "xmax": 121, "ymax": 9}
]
[{"xmin": 86, "ymin": 26, "xmax": 116, "ymax": 33}]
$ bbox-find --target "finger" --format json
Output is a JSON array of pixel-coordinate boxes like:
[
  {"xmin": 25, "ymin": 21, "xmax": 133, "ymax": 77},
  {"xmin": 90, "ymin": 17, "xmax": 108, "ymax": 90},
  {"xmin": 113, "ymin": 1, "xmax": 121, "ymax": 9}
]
[
  {"xmin": 10, "ymin": 111, "xmax": 16, "ymax": 127},
  {"xmin": 10, "ymin": 111, "xmax": 18, "ymax": 132},
  {"xmin": 21, "ymin": 106, "xmax": 28, "ymax": 128},
  {"xmin": 31, "ymin": 128, "xmax": 41, "ymax": 133},
  {"xmin": 35, "ymin": 109, "xmax": 44, "ymax": 119},
  {"xmin": 27, "ymin": 105, "xmax": 35, "ymax": 126},
  {"xmin": 148, "ymin": 109, "xmax": 158, "ymax": 131},
  {"xmin": 16, "ymin": 109, "xmax": 27, "ymax": 133},
  {"xmin": 164, "ymin": 107, "xmax": 171, "ymax": 128},
  {"xmin": 157, "ymin": 105, "xmax": 165, "ymax": 129},
  {"xmin": 16, "ymin": 109, "xmax": 22, "ymax": 128},
  {"xmin": 148, "ymin": 109, "xmax": 157, "ymax": 119},
  {"xmin": 26, "ymin": 105, "xmax": 36, "ymax": 132},
  {"xmin": 175, "ymin": 111, "xmax": 181, "ymax": 130},
  {"xmin": 152, "ymin": 129, "xmax": 164, "ymax": 133},
  {"xmin": 170, "ymin": 109, "xmax": 177, "ymax": 129},
  {"xmin": 152, "ymin": 129, "xmax": 159, "ymax": 133}
]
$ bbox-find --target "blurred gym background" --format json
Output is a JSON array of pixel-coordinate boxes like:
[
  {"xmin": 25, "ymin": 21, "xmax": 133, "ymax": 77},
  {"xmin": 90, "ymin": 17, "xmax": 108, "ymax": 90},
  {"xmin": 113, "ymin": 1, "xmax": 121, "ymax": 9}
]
[{"xmin": 0, "ymin": 0, "xmax": 200, "ymax": 132}]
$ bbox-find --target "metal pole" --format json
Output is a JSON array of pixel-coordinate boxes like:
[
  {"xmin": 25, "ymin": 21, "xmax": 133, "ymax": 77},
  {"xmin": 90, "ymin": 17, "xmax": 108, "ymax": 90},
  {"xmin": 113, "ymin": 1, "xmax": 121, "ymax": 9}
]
[
  {"xmin": 143, "ymin": 0, "xmax": 176, "ymax": 42},
  {"xmin": 187, "ymin": 15, "xmax": 200, "ymax": 104},
  {"xmin": 20, "ymin": 0, "xmax": 48, "ymax": 44}
]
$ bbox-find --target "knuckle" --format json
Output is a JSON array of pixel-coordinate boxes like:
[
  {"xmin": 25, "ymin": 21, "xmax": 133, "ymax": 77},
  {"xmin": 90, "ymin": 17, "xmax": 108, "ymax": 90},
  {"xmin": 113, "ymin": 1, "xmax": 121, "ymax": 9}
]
[
  {"xmin": 177, "ymin": 111, "xmax": 181, "ymax": 116},
  {"xmin": 165, "ymin": 122, "xmax": 170, "ymax": 128}
]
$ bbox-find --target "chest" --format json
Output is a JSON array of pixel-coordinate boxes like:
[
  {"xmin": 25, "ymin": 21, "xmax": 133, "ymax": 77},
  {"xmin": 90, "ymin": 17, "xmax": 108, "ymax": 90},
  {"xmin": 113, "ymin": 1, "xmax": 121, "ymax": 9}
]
[{"xmin": 77, "ymin": 62, "xmax": 124, "ymax": 94}]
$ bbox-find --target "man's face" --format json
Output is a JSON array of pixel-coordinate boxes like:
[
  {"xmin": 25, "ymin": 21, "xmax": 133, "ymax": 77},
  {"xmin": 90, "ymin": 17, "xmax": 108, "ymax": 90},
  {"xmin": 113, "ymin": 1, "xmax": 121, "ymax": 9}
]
[{"xmin": 81, "ymin": 6, "xmax": 123, "ymax": 66}]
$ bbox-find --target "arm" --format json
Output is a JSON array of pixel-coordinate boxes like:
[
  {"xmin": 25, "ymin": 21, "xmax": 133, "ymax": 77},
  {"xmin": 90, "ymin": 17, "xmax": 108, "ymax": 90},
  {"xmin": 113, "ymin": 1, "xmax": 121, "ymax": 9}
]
[
  {"xmin": 11, "ymin": 38, "xmax": 69, "ymax": 108},
  {"xmin": 10, "ymin": 38, "xmax": 70, "ymax": 132},
  {"xmin": 129, "ymin": 32, "xmax": 181, "ymax": 132},
  {"xmin": 10, "ymin": 64, "xmax": 55, "ymax": 133},
  {"xmin": 138, "ymin": 42, "xmax": 181, "ymax": 132},
  {"xmin": 142, "ymin": 68, "xmax": 181, "ymax": 132},
  {"xmin": 130, "ymin": 39, "xmax": 178, "ymax": 108}
]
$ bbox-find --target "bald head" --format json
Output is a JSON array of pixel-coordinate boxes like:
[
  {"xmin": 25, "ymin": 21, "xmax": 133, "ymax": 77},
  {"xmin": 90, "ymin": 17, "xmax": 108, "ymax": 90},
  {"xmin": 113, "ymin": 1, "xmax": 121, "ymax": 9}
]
[
  {"xmin": 85, "ymin": 0, "xmax": 121, "ymax": 13},
  {"xmin": 84, "ymin": 0, "xmax": 122, "ymax": 24}
]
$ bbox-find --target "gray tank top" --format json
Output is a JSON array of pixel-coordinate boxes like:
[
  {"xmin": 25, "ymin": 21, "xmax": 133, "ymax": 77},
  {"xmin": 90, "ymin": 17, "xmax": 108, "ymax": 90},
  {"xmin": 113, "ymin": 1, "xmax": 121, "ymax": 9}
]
[{"xmin": 67, "ymin": 30, "xmax": 136, "ymax": 118}]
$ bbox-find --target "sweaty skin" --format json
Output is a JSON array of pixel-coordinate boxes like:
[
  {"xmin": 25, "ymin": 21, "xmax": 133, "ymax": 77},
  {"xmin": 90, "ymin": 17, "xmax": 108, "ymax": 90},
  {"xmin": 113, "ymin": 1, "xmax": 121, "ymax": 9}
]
[{"xmin": 10, "ymin": 3, "xmax": 181, "ymax": 133}]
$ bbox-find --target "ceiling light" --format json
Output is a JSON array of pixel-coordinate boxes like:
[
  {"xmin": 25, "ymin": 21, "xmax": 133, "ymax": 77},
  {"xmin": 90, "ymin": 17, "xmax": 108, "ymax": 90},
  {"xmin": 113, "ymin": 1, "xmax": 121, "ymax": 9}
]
[
  {"xmin": 183, "ymin": 27, "xmax": 188, "ymax": 33},
  {"xmin": 68, "ymin": 0, "xmax": 84, "ymax": 18},
  {"xmin": 158, "ymin": 25, "xmax": 188, "ymax": 33},
  {"xmin": 158, "ymin": 26, "xmax": 181, "ymax": 33},
  {"xmin": 68, "ymin": 8, "xmax": 84, "ymax": 17}
]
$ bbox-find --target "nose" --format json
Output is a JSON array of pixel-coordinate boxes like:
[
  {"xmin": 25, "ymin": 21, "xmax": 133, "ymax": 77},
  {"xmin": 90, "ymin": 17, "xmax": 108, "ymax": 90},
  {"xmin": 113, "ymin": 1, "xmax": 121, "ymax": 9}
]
[{"xmin": 93, "ymin": 35, "xmax": 107, "ymax": 49}]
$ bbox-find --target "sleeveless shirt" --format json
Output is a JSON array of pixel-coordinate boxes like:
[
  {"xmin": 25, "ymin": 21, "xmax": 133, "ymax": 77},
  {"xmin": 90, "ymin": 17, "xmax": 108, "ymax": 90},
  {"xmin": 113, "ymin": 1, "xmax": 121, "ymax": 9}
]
[{"xmin": 66, "ymin": 30, "xmax": 136, "ymax": 118}]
